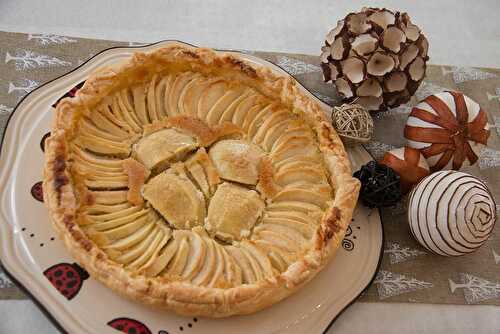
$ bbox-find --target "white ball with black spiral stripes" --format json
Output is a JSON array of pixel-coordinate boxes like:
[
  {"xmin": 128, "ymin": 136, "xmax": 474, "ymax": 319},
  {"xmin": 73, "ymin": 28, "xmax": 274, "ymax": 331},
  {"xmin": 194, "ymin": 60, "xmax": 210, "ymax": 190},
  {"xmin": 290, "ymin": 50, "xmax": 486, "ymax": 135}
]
[{"xmin": 407, "ymin": 170, "xmax": 496, "ymax": 256}]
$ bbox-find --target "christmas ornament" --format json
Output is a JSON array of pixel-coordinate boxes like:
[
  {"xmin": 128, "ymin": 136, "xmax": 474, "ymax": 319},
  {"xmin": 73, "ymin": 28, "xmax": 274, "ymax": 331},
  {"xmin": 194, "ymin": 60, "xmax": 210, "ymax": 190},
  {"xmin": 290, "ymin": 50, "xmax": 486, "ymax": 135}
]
[
  {"xmin": 331, "ymin": 103, "xmax": 374, "ymax": 145},
  {"xmin": 408, "ymin": 170, "xmax": 496, "ymax": 256},
  {"xmin": 380, "ymin": 146, "xmax": 430, "ymax": 194},
  {"xmin": 404, "ymin": 91, "xmax": 490, "ymax": 171},
  {"xmin": 320, "ymin": 7, "xmax": 429, "ymax": 112},
  {"xmin": 353, "ymin": 160, "xmax": 402, "ymax": 207}
]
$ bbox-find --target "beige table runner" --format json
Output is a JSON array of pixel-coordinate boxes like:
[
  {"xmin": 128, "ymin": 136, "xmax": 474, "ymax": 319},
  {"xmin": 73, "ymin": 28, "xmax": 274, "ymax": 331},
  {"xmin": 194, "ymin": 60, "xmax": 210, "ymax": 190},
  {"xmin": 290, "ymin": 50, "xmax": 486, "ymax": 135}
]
[{"xmin": 0, "ymin": 31, "xmax": 498, "ymax": 305}]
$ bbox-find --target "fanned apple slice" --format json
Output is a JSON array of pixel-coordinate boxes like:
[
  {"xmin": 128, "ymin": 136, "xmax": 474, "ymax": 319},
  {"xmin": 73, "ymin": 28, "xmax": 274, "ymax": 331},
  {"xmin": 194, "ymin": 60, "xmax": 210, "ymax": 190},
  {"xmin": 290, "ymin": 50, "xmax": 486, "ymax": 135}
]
[
  {"xmin": 265, "ymin": 210, "xmax": 319, "ymax": 225},
  {"xmin": 242, "ymin": 103, "xmax": 272, "ymax": 134},
  {"xmin": 254, "ymin": 223, "xmax": 308, "ymax": 246},
  {"xmin": 274, "ymin": 166, "xmax": 327, "ymax": 186},
  {"xmin": 114, "ymin": 227, "xmax": 160, "ymax": 264},
  {"xmin": 84, "ymin": 176, "xmax": 129, "ymax": 189},
  {"xmin": 143, "ymin": 171, "xmax": 206, "ymax": 229},
  {"xmin": 251, "ymin": 229, "xmax": 301, "ymax": 253},
  {"xmin": 179, "ymin": 231, "xmax": 206, "ymax": 280},
  {"xmin": 262, "ymin": 217, "xmax": 316, "ymax": 239},
  {"xmin": 118, "ymin": 88, "xmax": 143, "ymax": 132},
  {"xmin": 252, "ymin": 109, "xmax": 290, "ymax": 147},
  {"xmin": 154, "ymin": 75, "xmax": 172, "ymax": 119},
  {"xmin": 273, "ymin": 154, "xmax": 322, "ymax": 172},
  {"xmin": 75, "ymin": 132, "xmax": 131, "ymax": 157},
  {"xmin": 266, "ymin": 201, "xmax": 323, "ymax": 216},
  {"xmin": 166, "ymin": 235, "xmax": 190, "ymax": 277},
  {"xmin": 275, "ymin": 159, "xmax": 320, "ymax": 172},
  {"xmin": 231, "ymin": 93, "xmax": 264, "ymax": 128},
  {"xmin": 272, "ymin": 135, "xmax": 315, "ymax": 156},
  {"xmin": 133, "ymin": 128, "xmax": 197, "ymax": 171},
  {"xmin": 131, "ymin": 84, "xmax": 149, "ymax": 125},
  {"xmin": 185, "ymin": 148, "xmax": 220, "ymax": 195},
  {"xmin": 89, "ymin": 103, "xmax": 130, "ymax": 139},
  {"xmin": 96, "ymin": 214, "xmax": 151, "ymax": 242},
  {"xmin": 185, "ymin": 159, "xmax": 210, "ymax": 198},
  {"xmin": 238, "ymin": 244, "xmax": 264, "ymax": 282},
  {"xmin": 72, "ymin": 145, "xmax": 124, "ymax": 171},
  {"xmin": 94, "ymin": 105, "xmax": 131, "ymax": 138},
  {"xmin": 260, "ymin": 119, "xmax": 291, "ymax": 152},
  {"xmin": 195, "ymin": 148, "xmax": 220, "ymax": 194},
  {"xmin": 219, "ymin": 90, "xmax": 253, "ymax": 124},
  {"xmin": 110, "ymin": 90, "xmax": 142, "ymax": 134},
  {"xmin": 220, "ymin": 245, "xmax": 242, "ymax": 286},
  {"xmin": 89, "ymin": 190, "xmax": 128, "ymax": 205},
  {"xmin": 226, "ymin": 245, "xmax": 257, "ymax": 284},
  {"xmin": 196, "ymin": 80, "xmax": 228, "ymax": 121},
  {"xmin": 88, "ymin": 218, "xmax": 152, "ymax": 248},
  {"xmin": 179, "ymin": 76, "xmax": 217, "ymax": 116},
  {"xmin": 168, "ymin": 72, "xmax": 201, "ymax": 117},
  {"xmin": 267, "ymin": 250, "xmax": 288, "ymax": 272},
  {"xmin": 271, "ymin": 126, "xmax": 313, "ymax": 152},
  {"xmin": 90, "ymin": 209, "xmax": 150, "ymax": 231},
  {"xmin": 207, "ymin": 242, "xmax": 225, "ymax": 287},
  {"xmin": 191, "ymin": 236, "xmax": 216, "ymax": 286},
  {"xmin": 85, "ymin": 203, "xmax": 131, "ymax": 215},
  {"xmin": 206, "ymin": 88, "xmax": 246, "ymax": 125},
  {"xmin": 272, "ymin": 186, "xmax": 332, "ymax": 209},
  {"xmin": 87, "ymin": 205, "xmax": 143, "ymax": 222},
  {"xmin": 138, "ymin": 227, "xmax": 171, "ymax": 272},
  {"xmin": 146, "ymin": 75, "xmax": 160, "ymax": 122},
  {"xmin": 103, "ymin": 220, "xmax": 156, "ymax": 251},
  {"xmin": 73, "ymin": 162, "xmax": 125, "ymax": 178},
  {"xmin": 240, "ymin": 240, "xmax": 274, "ymax": 279},
  {"xmin": 79, "ymin": 118, "xmax": 127, "ymax": 142},
  {"xmin": 144, "ymin": 238, "xmax": 178, "ymax": 277},
  {"xmin": 252, "ymin": 240, "xmax": 295, "ymax": 272},
  {"xmin": 127, "ymin": 227, "xmax": 166, "ymax": 269},
  {"xmin": 72, "ymin": 156, "xmax": 123, "ymax": 175},
  {"xmin": 75, "ymin": 161, "xmax": 126, "ymax": 176}
]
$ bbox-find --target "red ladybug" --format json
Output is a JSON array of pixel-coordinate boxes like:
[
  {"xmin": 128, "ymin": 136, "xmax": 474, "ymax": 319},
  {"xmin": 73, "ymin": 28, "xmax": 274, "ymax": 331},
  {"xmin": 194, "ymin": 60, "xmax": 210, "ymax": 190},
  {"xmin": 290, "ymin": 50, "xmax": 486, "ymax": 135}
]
[
  {"xmin": 31, "ymin": 181, "xmax": 44, "ymax": 202},
  {"xmin": 108, "ymin": 318, "xmax": 152, "ymax": 334},
  {"xmin": 51, "ymin": 81, "xmax": 85, "ymax": 108},
  {"xmin": 43, "ymin": 263, "xmax": 89, "ymax": 300},
  {"xmin": 40, "ymin": 132, "xmax": 51, "ymax": 152}
]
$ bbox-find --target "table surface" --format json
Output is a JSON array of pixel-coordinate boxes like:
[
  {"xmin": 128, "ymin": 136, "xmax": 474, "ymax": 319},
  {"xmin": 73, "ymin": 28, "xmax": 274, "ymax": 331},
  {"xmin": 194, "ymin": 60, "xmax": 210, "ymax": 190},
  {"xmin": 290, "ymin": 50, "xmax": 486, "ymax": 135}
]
[{"xmin": 0, "ymin": 0, "xmax": 499, "ymax": 333}]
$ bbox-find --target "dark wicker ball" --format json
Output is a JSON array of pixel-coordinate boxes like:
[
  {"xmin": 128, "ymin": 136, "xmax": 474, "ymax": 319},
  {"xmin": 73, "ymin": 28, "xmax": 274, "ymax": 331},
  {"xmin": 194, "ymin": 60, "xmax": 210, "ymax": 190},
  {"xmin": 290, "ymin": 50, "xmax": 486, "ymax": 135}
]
[{"xmin": 353, "ymin": 160, "xmax": 402, "ymax": 208}]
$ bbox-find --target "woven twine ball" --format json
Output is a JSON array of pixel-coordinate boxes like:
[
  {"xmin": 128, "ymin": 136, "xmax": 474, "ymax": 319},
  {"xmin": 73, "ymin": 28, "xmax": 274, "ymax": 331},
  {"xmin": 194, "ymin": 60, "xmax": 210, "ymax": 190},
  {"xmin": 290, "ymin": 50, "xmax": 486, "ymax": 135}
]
[{"xmin": 331, "ymin": 103, "xmax": 374, "ymax": 145}]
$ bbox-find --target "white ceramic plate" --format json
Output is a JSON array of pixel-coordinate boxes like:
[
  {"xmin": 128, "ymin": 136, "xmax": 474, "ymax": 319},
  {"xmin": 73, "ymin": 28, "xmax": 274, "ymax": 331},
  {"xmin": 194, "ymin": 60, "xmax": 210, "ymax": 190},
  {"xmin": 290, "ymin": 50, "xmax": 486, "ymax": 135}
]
[{"xmin": 0, "ymin": 41, "xmax": 382, "ymax": 334}]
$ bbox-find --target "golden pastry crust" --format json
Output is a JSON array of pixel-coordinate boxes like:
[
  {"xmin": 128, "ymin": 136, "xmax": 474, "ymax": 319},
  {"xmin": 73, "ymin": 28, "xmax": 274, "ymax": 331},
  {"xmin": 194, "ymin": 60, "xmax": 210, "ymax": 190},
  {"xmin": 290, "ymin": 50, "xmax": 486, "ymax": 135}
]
[{"xmin": 43, "ymin": 45, "xmax": 360, "ymax": 317}]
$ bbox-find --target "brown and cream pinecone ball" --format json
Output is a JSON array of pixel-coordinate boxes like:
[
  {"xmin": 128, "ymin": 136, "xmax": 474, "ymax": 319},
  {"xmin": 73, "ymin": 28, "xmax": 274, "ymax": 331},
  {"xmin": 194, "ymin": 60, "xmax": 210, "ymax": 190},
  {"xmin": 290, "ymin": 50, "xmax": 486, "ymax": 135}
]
[{"xmin": 320, "ymin": 7, "xmax": 429, "ymax": 112}]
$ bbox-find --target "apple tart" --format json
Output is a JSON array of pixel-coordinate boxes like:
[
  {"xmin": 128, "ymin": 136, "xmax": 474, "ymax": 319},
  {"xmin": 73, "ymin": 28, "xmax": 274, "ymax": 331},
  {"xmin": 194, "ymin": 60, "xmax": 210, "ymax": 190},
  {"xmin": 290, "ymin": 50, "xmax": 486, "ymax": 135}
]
[{"xmin": 43, "ymin": 45, "xmax": 360, "ymax": 317}]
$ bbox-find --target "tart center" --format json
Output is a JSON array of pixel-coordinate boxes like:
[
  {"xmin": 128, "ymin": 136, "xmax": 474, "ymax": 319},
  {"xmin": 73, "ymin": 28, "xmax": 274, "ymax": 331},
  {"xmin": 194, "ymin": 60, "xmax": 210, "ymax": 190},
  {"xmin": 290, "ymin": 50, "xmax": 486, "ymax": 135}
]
[{"xmin": 135, "ymin": 128, "xmax": 266, "ymax": 239}]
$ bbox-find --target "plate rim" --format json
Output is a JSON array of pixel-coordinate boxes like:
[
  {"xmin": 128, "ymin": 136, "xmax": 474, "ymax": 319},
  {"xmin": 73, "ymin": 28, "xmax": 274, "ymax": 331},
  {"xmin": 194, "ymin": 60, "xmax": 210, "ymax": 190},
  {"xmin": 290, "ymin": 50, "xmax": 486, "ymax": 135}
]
[{"xmin": 0, "ymin": 39, "xmax": 384, "ymax": 334}]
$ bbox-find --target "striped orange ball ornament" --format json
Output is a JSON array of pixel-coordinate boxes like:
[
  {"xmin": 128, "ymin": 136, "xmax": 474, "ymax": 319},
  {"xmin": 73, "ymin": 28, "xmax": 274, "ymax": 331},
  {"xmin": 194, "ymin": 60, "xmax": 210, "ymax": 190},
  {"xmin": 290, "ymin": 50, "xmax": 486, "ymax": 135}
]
[
  {"xmin": 404, "ymin": 91, "xmax": 490, "ymax": 172},
  {"xmin": 380, "ymin": 146, "xmax": 430, "ymax": 194}
]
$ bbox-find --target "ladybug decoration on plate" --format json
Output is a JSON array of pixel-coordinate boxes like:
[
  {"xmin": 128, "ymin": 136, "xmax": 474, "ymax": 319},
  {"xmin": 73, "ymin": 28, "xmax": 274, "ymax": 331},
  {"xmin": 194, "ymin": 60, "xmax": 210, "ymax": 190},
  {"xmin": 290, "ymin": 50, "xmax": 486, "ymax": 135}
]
[
  {"xmin": 404, "ymin": 91, "xmax": 490, "ymax": 172},
  {"xmin": 107, "ymin": 318, "xmax": 152, "ymax": 334},
  {"xmin": 43, "ymin": 262, "xmax": 89, "ymax": 300}
]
